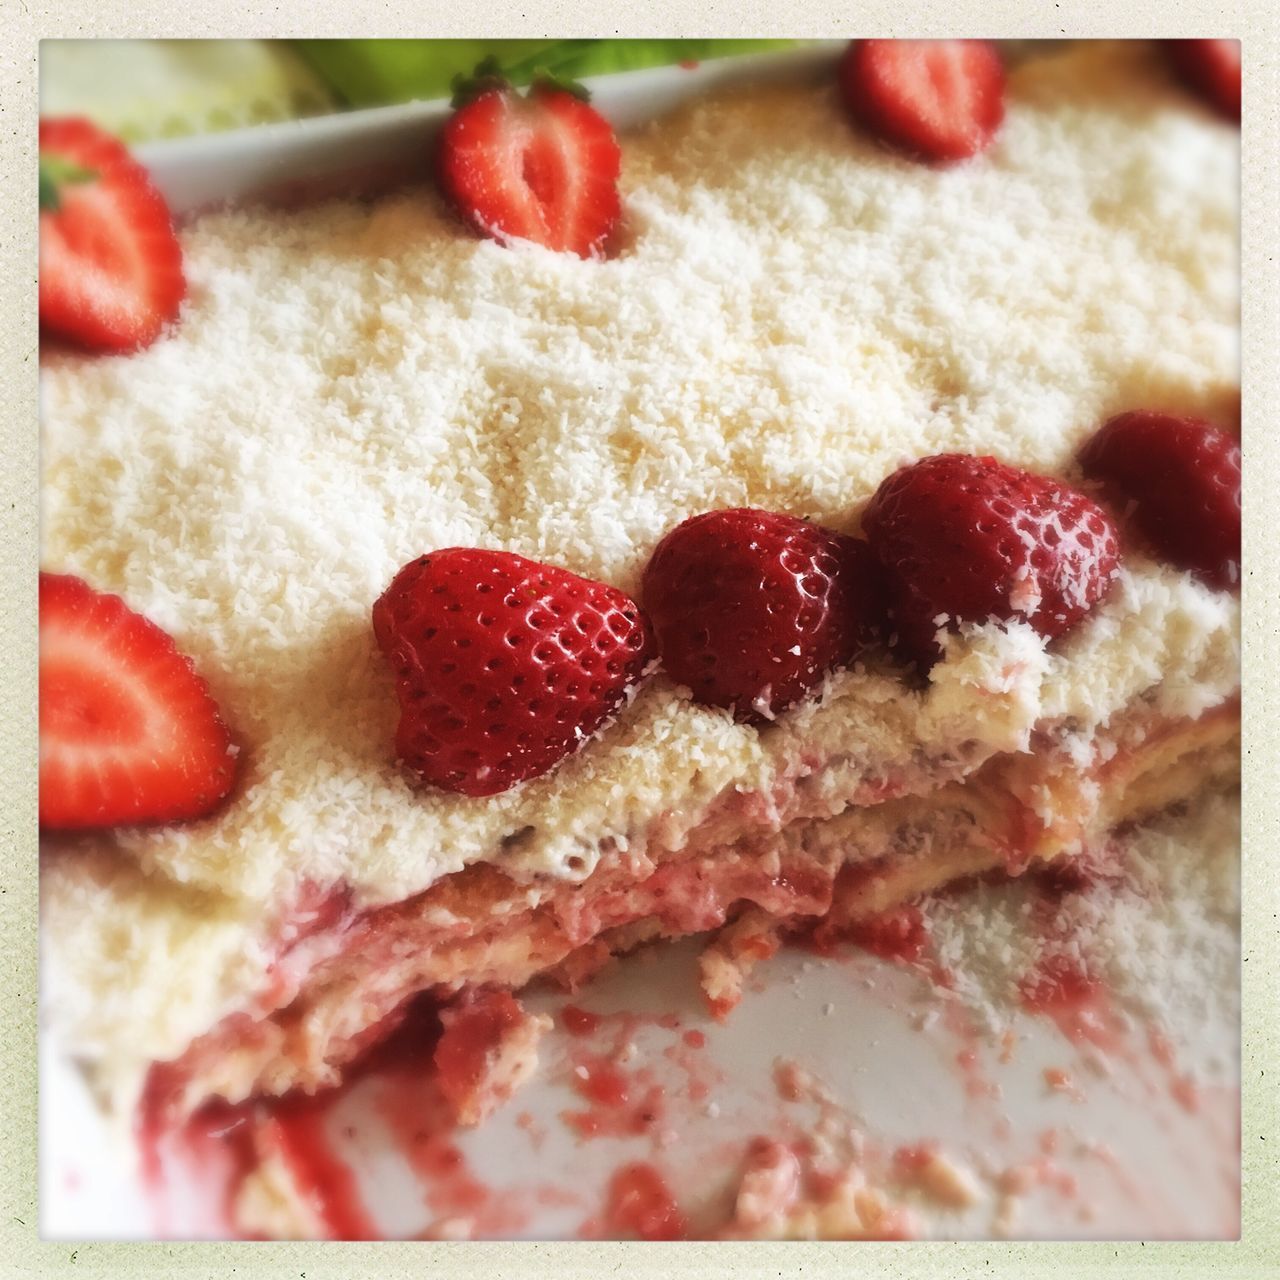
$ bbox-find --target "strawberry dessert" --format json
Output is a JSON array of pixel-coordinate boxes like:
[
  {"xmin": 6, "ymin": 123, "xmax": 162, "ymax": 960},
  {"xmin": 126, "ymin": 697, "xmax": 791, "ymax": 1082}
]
[{"xmin": 38, "ymin": 40, "xmax": 1240, "ymax": 1238}]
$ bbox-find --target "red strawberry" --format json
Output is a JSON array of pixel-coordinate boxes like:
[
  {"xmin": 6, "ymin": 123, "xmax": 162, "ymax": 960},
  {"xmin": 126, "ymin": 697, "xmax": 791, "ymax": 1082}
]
[
  {"xmin": 437, "ymin": 72, "xmax": 621, "ymax": 259},
  {"xmin": 838, "ymin": 39, "xmax": 1005, "ymax": 164},
  {"xmin": 863, "ymin": 454, "xmax": 1120, "ymax": 668},
  {"xmin": 39, "ymin": 573, "xmax": 237, "ymax": 830},
  {"xmin": 373, "ymin": 549, "xmax": 652, "ymax": 796},
  {"xmin": 39, "ymin": 118, "xmax": 185, "ymax": 352},
  {"xmin": 1078, "ymin": 411, "xmax": 1241, "ymax": 591},
  {"xmin": 641, "ymin": 509, "xmax": 878, "ymax": 724},
  {"xmin": 1165, "ymin": 39, "xmax": 1241, "ymax": 122}
]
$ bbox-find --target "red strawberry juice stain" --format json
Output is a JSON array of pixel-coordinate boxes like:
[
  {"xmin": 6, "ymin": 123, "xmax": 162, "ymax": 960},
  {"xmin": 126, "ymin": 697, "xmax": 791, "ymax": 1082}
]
[
  {"xmin": 939, "ymin": 1003, "xmax": 1000, "ymax": 1102},
  {"xmin": 263, "ymin": 1095, "xmax": 379, "ymax": 1238},
  {"xmin": 137, "ymin": 1077, "xmax": 377, "ymax": 1240},
  {"xmin": 850, "ymin": 904, "xmax": 928, "ymax": 962},
  {"xmin": 806, "ymin": 897, "xmax": 955, "ymax": 990},
  {"xmin": 137, "ymin": 992, "xmax": 533, "ymax": 1240},
  {"xmin": 591, "ymin": 1162, "xmax": 688, "ymax": 1240},
  {"xmin": 1147, "ymin": 1026, "xmax": 1202, "ymax": 1114},
  {"xmin": 135, "ymin": 1074, "xmax": 262, "ymax": 1238},
  {"xmin": 379, "ymin": 1100, "xmax": 498, "ymax": 1234},
  {"xmin": 891, "ymin": 1142, "xmax": 939, "ymax": 1178},
  {"xmin": 561, "ymin": 1052, "xmax": 666, "ymax": 1140},
  {"xmin": 551, "ymin": 1003, "xmax": 722, "ymax": 1142},
  {"xmin": 559, "ymin": 1004, "xmax": 602, "ymax": 1036},
  {"xmin": 1018, "ymin": 956, "xmax": 1125, "ymax": 1053},
  {"xmin": 998, "ymin": 1153, "xmax": 1080, "ymax": 1203},
  {"xmin": 363, "ymin": 998, "xmax": 529, "ymax": 1237},
  {"xmin": 1042, "ymin": 1066, "xmax": 1085, "ymax": 1103}
]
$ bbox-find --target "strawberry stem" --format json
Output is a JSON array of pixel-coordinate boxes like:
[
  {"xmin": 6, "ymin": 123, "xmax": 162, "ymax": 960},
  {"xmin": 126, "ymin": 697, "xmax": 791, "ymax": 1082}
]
[
  {"xmin": 449, "ymin": 56, "xmax": 511, "ymax": 109},
  {"xmin": 39, "ymin": 155, "xmax": 97, "ymax": 213},
  {"xmin": 449, "ymin": 55, "xmax": 593, "ymax": 109},
  {"xmin": 528, "ymin": 68, "xmax": 592, "ymax": 101}
]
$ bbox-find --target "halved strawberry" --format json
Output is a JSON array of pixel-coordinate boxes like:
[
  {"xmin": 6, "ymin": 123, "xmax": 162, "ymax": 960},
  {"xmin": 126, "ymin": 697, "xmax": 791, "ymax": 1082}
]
[
  {"xmin": 436, "ymin": 70, "xmax": 622, "ymax": 259},
  {"xmin": 1165, "ymin": 39, "xmax": 1241, "ymax": 122},
  {"xmin": 39, "ymin": 118, "xmax": 185, "ymax": 352},
  {"xmin": 838, "ymin": 39, "xmax": 1005, "ymax": 164},
  {"xmin": 39, "ymin": 573, "xmax": 237, "ymax": 830}
]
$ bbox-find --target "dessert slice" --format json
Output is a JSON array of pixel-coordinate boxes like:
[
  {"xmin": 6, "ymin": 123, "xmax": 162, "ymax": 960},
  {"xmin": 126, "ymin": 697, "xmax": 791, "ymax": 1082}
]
[{"xmin": 43, "ymin": 559, "xmax": 1239, "ymax": 1124}]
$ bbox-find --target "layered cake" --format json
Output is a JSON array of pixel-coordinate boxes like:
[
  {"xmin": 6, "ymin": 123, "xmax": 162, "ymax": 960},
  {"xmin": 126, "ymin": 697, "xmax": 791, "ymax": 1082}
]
[{"xmin": 39, "ymin": 35, "xmax": 1240, "ymax": 1186}]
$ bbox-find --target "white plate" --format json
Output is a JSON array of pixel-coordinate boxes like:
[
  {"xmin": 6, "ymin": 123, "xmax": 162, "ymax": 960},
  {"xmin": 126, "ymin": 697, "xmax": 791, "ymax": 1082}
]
[
  {"xmin": 43, "ymin": 937, "xmax": 1238, "ymax": 1240},
  {"xmin": 134, "ymin": 45, "xmax": 846, "ymax": 217}
]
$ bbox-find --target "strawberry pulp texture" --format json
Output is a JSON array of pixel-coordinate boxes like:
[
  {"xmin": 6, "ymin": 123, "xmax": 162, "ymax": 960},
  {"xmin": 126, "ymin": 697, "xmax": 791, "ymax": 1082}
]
[
  {"xmin": 863, "ymin": 454, "xmax": 1120, "ymax": 669},
  {"xmin": 1078, "ymin": 411, "xmax": 1241, "ymax": 592},
  {"xmin": 437, "ymin": 84, "xmax": 622, "ymax": 259},
  {"xmin": 839, "ymin": 39, "xmax": 1006, "ymax": 164},
  {"xmin": 38, "ymin": 573, "xmax": 236, "ymax": 829},
  {"xmin": 373, "ymin": 549, "xmax": 653, "ymax": 796},
  {"xmin": 39, "ymin": 118, "xmax": 184, "ymax": 352},
  {"xmin": 641, "ymin": 508, "xmax": 879, "ymax": 724}
]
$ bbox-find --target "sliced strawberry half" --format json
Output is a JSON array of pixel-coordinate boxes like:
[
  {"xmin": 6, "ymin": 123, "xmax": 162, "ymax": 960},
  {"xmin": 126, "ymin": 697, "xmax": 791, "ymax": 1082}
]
[
  {"xmin": 1165, "ymin": 39, "xmax": 1241, "ymax": 122},
  {"xmin": 838, "ymin": 39, "xmax": 1006, "ymax": 164},
  {"xmin": 39, "ymin": 117, "xmax": 185, "ymax": 352},
  {"xmin": 39, "ymin": 573, "xmax": 237, "ymax": 830},
  {"xmin": 437, "ymin": 73, "xmax": 622, "ymax": 259}
]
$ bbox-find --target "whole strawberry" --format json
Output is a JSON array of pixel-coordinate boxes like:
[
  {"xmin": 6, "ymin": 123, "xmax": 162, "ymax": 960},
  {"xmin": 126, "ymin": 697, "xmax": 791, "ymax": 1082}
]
[
  {"xmin": 373, "ymin": 549, "xmax": 653, "ymax": 796},
  {"xmin": 838, "ymin": 39, "xmax": 1006, "ymax": 164},
  {"xmin": 39, "ymin": 573, "xmax": 237, "ymax": 829},
  {"xmin": 1078, "ymin": 411, "xmax": 1241, "ymax": 591},
  {"xmin": 437, "ymin": 63, "xmax": 621, "ymax": 259},
  {"xmin": 641, "ymin": 509, "xmax": 878, "ymax": 724},
  {"xmin": 1164, "ymin": 39, "xmax": 1241, "ymax": 123},
  {"xmin": 863, "ymin": 454, "xmax": 1120, "ymax": 668}
]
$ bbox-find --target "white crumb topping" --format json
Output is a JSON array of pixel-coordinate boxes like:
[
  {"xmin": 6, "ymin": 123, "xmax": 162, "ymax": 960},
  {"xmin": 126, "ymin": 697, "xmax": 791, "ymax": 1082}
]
[
  {"xmin": 39, "ymin": 42, "xmax": 1239, "ymax": 1093},
  {"xmin": 924, "ymin": 789, "xmax": 1240, "ymax": 1061}
]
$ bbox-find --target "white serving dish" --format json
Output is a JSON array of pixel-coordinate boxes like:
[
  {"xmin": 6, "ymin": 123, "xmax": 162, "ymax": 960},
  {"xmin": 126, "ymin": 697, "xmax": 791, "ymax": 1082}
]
[{"xmin": 135, "ymin": 45, "xmax": 845, "ymax": 217}]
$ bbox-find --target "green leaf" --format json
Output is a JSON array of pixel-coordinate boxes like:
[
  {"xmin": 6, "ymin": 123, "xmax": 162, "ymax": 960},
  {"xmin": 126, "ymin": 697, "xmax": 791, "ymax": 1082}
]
[
  {"xmin": 38, "ymin": 155, "xmax": 97, "ymax": 213},
  {"xmin": 529, "ymin": 68, "xmax": 592, "ymax": 102},
  {"xmin": 292, "ymin": 39, "xmax": 804, "ymax": 109},
  {"xmin": 449, "ymin": 55, "xmax": 511, "ymax": 109}
]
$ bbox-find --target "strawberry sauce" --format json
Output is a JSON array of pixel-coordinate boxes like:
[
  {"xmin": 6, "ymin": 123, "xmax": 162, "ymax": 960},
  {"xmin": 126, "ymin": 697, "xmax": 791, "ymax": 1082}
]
[
  {"xmin": 846, "ymin": 904, "xmax": 929, "ymax": 964},
  {"xmin": 265, "ymin": 1098, "xmax": 378, "ymax": 1238},
  {"xmin": 562, "ymin": 1052, "xmax": 666, "ymax": 1140},
  {"xmin": 1018, "ymin": 956, "xmax": 1125, "ymax": 1052},
  {"xmin": 136, "ymin": 993, "xmax": 524, "ymax": 1240},
  {"xmin": 559, "ymin": 1004, "xmax": 602, "ymax": 1036},
  {"xmin": 594, "ymin": 1162, "xmax": 688, "ymax": 1240}
]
